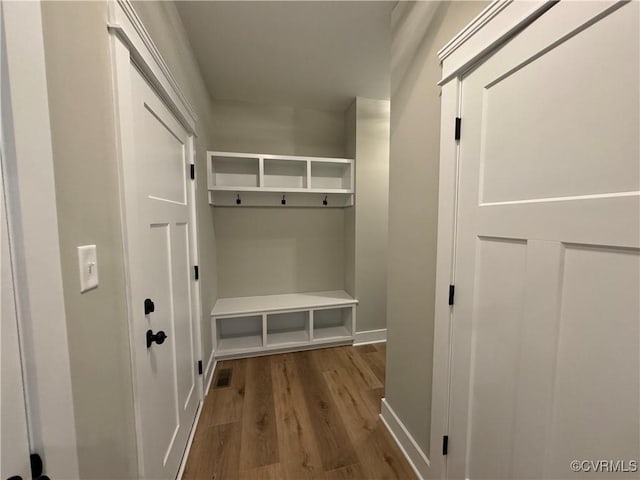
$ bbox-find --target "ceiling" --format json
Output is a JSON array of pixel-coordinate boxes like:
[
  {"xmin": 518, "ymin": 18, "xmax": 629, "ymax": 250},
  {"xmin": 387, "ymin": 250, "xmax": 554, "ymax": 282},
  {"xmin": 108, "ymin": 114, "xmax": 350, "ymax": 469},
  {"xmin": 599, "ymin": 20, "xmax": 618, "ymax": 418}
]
[{"xmin": 175, "ymin": 1, "xmax": 393, "ymax": 112}]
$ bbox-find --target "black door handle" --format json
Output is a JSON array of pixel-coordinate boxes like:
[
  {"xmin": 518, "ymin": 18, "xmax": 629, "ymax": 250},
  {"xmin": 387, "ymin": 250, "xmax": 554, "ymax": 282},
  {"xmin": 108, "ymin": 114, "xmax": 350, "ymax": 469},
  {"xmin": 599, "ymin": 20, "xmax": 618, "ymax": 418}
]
[
  {"xmin": 144, "ymin": 298, "xmax": 155, "ymax": 315},
  {"xmin": 146, "ymin": 329, "xmax": 167, "ymax": 348}
]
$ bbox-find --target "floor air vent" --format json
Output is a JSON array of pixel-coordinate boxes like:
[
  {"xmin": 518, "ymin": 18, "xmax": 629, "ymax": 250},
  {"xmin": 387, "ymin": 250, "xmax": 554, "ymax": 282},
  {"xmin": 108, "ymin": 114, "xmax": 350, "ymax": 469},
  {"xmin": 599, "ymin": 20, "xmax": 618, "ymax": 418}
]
[{"xmin": 215, "ymin": 368, "xmax": 232, "ymax": 388}]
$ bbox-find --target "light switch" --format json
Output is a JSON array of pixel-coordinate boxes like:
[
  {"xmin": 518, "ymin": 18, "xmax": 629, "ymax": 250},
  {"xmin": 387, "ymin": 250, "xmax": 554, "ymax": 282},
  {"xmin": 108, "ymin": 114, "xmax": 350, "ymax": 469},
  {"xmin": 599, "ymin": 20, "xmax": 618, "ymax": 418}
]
[{"xmin": 77, "ymin": 245, "xmax": 99, "ymax": 293}]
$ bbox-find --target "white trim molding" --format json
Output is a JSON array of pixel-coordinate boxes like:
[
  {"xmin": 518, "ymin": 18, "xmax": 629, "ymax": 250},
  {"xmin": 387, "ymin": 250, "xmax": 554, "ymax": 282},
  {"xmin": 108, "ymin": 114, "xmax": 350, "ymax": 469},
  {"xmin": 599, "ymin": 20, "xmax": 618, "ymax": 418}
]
[
  {"xmin": 107, "ymin": 0, "xmax": 197, "ymax": 134},
  {"xmin": 430, "ymin": 77, "xmax": 460, "ymax": 480},
  {"xmin": 354, "ymin": 328, "xmax": 387, "ymax": 345},
  {"xmin": 437, "ymin": 0, "xmax": 555, "ymax": 85},
  {"xmin": 176, "ymin": 401, "xmax": 203, "ymax": 480},
  {"xmin": 380, "ymin": 399, "xmax": 430, "ymax": 480},
  {"xmin": 437, "ymin": 0, "xmax": 513, "ymax": 61},
  {"xmin": 204, "ymin": 349, "xmax": 216, "ymax": 396}
]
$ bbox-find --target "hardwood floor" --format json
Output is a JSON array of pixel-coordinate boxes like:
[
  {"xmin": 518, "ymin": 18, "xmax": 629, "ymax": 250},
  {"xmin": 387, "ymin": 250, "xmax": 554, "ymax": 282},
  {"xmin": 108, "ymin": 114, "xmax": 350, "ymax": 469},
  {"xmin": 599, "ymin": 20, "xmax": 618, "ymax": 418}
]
[{"xmin": 183, "ymin": 344, "xmax": 417, "ymax": 480}]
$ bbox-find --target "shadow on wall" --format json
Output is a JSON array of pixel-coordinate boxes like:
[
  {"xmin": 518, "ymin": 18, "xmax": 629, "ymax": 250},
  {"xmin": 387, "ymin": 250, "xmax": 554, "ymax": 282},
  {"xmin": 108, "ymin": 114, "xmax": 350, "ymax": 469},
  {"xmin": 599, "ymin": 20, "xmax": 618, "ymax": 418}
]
[
  {"xmin": 210, "ymin": 99, "xmax": 347, "ymax": 158},
  {"xmin": 391, "ymin": 1, "xmax": 448, "ymax": 134},
  {"xmin": 213, "ymin": 207, "xmax": 346, "ymax": 298}
]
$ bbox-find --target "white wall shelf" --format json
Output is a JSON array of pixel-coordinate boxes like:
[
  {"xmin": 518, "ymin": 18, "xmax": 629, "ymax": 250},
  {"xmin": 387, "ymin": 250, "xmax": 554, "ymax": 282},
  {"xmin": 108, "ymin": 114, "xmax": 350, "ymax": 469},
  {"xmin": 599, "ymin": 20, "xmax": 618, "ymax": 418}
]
[
  {"xmin": 211, "ymin": 290, "xmax": 357, "ymax": 359},
  {"xmin": 207, "ymin": 151, "xmax": 354, "ymax": 207}
]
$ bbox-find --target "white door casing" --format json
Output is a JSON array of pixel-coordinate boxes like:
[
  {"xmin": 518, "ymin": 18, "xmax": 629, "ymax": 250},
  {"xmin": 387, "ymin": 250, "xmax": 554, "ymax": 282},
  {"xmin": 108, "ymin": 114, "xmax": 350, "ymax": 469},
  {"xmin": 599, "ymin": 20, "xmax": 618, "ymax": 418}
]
[
  {"xmin": 0, "ymin": 6, "xmax": 31, "ymax": 476},
  {"xmin": 1, "ymin": 127, "xmax": 31, "ymax": 480},
  {"xmin": 108, "ymin": 3, "xmax": 203, "ymax": 477},
  {"xmin": 1, "ymin": 1, "xmax": 79, "ymax": 477},
  {"xmin": 446, "ymin": 2, "xmax": 639, "ymax": 479}
]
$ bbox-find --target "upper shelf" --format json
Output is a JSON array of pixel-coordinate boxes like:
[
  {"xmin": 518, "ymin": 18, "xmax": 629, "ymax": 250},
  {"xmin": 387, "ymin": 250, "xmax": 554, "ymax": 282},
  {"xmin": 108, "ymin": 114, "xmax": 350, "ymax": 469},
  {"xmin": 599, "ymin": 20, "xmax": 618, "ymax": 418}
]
[{"xmin": 207, "ymin": 151, "xmax": 354, "ymax": 207}]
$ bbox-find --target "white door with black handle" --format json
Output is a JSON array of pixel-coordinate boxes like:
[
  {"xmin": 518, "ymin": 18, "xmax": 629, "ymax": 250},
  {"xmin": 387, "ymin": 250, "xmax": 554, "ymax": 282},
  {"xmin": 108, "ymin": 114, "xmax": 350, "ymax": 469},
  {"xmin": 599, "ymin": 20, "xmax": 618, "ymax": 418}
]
[{"xmin": 127, "ymin": 63, "xmax": 199, "ymax": 479}]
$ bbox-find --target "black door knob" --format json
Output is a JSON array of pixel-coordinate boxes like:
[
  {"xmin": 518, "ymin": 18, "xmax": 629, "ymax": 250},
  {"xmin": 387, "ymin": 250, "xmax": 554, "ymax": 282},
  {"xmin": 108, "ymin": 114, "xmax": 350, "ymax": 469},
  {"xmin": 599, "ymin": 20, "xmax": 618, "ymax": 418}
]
[
  {"xmin": 144, "ymin": 298, "xmax": 155, "ymax": 315},
  {"xmin": 146, "ymin": 329, "xmax": 167, "ymax": 348}
]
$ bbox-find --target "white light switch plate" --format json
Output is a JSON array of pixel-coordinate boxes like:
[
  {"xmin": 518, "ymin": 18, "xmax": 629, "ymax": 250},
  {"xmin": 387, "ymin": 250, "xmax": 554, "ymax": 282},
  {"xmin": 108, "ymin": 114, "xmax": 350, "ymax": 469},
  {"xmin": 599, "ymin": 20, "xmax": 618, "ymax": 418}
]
[{"xmin": 77, "ymin": 245, "xmax": 98, "ymax": 293}]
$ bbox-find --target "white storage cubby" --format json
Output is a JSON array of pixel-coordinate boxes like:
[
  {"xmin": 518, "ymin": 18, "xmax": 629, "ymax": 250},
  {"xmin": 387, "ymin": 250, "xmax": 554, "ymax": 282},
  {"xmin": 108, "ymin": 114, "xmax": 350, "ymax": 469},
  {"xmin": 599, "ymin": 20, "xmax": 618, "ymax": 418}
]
[
  {"xmin": 310, "ymin": 161, "xmax": 352, "ymax": 191},
  {"xmin": 211, "ymin": 290, "xmax": 357, "ymax": 359},
  {"xmin": 208, "ymin": 154, "xmax": 260, "ymax": 189},
  {"xmin": 207, "ymin": 151, "xmax": 354, "ymax": 207},
  {"xmin": 267, "ymin": 311, "xmax": 310, "ymax": 346},
  {"xmin": 215, "ymin": 314, "xmax": 263, "ymax": 353},
  {"xmin": 312, "ymin": 306, "xmax": 353, "ymax": 341},
  {"xmin": 263, "ymin": 158, "xmax": 307, "ymax": 189}
]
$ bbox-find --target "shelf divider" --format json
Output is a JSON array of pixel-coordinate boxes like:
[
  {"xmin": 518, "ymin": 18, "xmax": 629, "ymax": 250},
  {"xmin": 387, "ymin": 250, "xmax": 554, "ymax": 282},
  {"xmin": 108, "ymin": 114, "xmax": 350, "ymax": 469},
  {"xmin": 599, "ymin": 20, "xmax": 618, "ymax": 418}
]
[{"xmin": 258, "ymin": 157, "xmax": 265, "ymax": 188}]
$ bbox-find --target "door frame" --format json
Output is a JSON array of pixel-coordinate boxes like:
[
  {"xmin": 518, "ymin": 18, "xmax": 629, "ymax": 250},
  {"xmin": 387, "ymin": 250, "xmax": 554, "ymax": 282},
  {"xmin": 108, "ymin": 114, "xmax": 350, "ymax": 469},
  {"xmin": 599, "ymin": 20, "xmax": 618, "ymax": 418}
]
[
  {"xmin": 107, "ymin": 1, "xmax": 203, "ymax": 476},
  {"xmin": 430, "ymin": 1, "xmax": 557, "ymax": 478},
  {"xmin": 1, "ymin": 1, "xmax": 80, "ymax": 477},
  {"xmin": 1, "ymin": 9, "xmax": 31, "ymax": 476},
  {"xmin": 0, "ymin": 157, "xmax": 31, "ymax": 479}
]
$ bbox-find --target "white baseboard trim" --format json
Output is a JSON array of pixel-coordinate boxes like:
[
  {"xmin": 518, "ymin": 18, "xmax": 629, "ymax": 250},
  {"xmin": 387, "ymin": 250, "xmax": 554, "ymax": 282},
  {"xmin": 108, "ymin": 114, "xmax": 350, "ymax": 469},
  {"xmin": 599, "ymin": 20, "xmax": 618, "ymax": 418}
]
[
  {"xmin": 354, "ymin": 328, "xmax": 387, "ymax": 345},
  {"xmin": 204, "ymin": 348, "xmax": 216, "ymax": 396},
  {"xmin": 176, "ymin": 399, "xmax": 203, "ymax": 480},
  {"xmin": 177, "ymin": 350, "xmax": 215, "ymax": 479},
  {"xmin": 380, "ymin": 398, "xmax": 430, "ymax": 480}
]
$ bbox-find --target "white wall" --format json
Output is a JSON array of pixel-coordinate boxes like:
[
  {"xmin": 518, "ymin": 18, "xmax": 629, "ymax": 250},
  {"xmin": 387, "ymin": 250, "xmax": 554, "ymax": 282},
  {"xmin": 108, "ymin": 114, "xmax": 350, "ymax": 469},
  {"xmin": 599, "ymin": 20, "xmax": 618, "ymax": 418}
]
[
  {"xmin": 347, "ymin": 97, "xmax": 390, "ymax": 333},
  {"xmin": 344, "ymin": 102, "xmax": 356, "ymax": 297},
  {"xmin": 211, "ymin": 99, "xmax": 346, "ymax": 158},
  {"xmin": 385, "ymin": 0, "xmax": 489, "ymax": 454},
  {"xmin": 214, "ymin": 208, "xmax": 345, "ymax": 298},
  {"xmin": 210, "ymin": 99, "xmax": 348, "ymax": 298},
  {"xmin": 41, "ymin": 2, "xmax": 137, "ymax": 477}
]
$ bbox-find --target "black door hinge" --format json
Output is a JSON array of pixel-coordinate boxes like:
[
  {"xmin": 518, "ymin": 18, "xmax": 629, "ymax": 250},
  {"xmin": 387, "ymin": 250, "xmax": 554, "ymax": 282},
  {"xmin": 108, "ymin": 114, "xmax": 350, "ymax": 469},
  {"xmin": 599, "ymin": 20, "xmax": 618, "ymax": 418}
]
[
  {"xmin": 190, "ymin": 164, "xmax": 195, "ymax": 180},
  {"xmin": 455, "ymin": 117, "xmax": 461, "ymax": 141},
  {"xmin": 198, "ymin": 360, "xmax": 203, "ymax": 375},
  {"xmin": 442, "ymin": 435, "xmax": 449, "ymax": 455},
  {"xmin": 194, "ymin": 265, "xmax": 199, "ymax": 281},
  {"xmin": 448, "ymin": 285, "xmax": 455, "ymax": 305}
]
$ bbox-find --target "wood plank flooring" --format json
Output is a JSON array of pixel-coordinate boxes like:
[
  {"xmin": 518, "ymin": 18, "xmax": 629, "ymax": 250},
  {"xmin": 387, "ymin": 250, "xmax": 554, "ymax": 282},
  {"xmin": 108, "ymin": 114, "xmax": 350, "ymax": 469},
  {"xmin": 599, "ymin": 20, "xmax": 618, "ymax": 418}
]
[{"xmin": 183, "ymin": 344, "xmax": 417, "ymax": 480}]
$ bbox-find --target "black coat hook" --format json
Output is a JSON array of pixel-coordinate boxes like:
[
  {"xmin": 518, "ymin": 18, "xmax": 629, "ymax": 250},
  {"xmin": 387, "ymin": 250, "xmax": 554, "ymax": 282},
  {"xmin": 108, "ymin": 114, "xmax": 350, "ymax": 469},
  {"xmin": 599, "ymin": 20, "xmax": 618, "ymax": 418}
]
[
  {"xmin": 281, "ymin": 195, "xmax": 286, "ymax": 205},
  {"xmin": 322, "ymin": 196, "xmax": 328, "ymax": 206},
  {"xmin": 236, "ymin": 194, "xmax": 241, "ymax": 205}
]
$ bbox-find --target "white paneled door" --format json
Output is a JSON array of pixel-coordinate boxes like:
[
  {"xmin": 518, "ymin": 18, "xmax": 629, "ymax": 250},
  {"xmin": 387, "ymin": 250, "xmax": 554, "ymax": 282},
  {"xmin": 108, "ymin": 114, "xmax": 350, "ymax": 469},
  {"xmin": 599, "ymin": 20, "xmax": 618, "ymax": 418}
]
[
  {"xmin": 449, "ymin": 2, "xmax": 639, "ymax": 479},
  {"xmin": 129, "ymin": 64, "xmax": 198, "ymax": 479}
]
